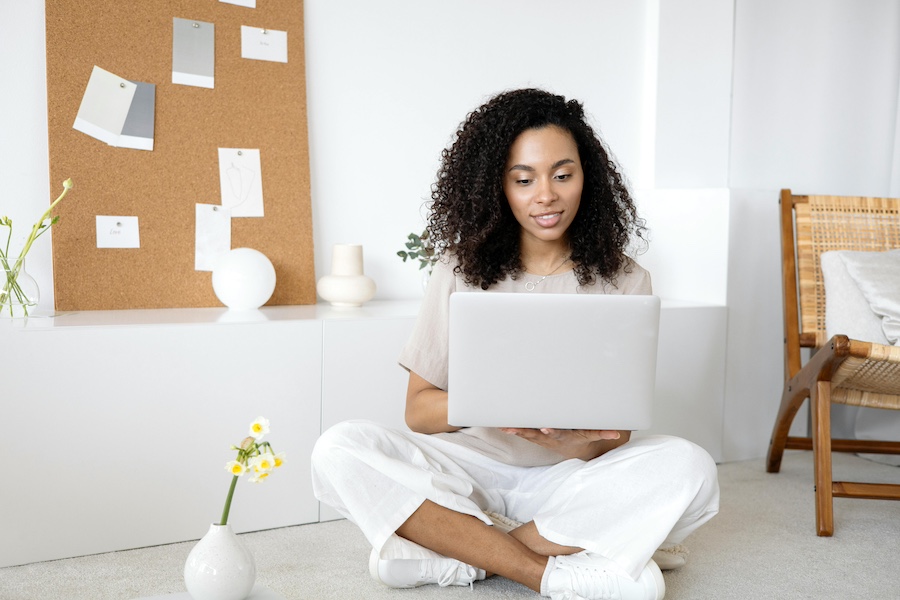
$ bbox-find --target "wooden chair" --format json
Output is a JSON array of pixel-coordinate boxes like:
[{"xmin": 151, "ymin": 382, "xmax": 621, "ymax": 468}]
[{"xmin": 767, "ymin": 189, "xmax": 900, "ymax": 536}]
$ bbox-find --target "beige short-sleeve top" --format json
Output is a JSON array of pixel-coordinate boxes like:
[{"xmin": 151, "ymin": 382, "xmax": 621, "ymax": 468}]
[{"xmin": 398, "ymin": 255, "xmax": 653, "ymax": 467}]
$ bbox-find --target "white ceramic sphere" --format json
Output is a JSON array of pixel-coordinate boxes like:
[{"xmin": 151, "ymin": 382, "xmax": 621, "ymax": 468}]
[{"xmin": 212, "ymin": 248, "xmax": 276, "ymax": 310}]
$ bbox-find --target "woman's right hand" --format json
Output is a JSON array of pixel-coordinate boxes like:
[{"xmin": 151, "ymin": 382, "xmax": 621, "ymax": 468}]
[
  {"xmin": 405, "ymin": 371, "xmax": 462, "ymax": 434},
  {"xmin": 499, "ymin": 427, "xmax": 630, "ymax": 461}
]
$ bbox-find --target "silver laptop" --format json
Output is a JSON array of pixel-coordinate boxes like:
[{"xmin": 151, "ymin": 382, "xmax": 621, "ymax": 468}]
[{"xmin": 448, "ymin": 293, "xmax": 660, "ymax": 430}]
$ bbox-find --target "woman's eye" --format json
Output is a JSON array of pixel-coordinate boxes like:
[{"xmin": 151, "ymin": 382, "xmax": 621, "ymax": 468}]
[
  {"xmin": 516, "ymin": 178, "xmax": 532, "ymax": 185},
  {"xmin": 555, "ymin": 173, "xmax": 572, "ymax": 181}
]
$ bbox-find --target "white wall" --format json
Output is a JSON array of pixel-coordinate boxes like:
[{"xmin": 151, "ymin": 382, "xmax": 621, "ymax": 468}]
[
  {"xmin": 654, "ymin": 0, "xmax": 734, "ymax": 188},
  {"xmin": 305, "ymin": 0, "xmax": 654, "ymax": 299},
  {"xmin": 0, "ymin": 0, "xmax": 736, "ymax": 308},
  {"xmin": 0, "ymin": 3, "xmax": 51, "ymax": 306},
  {"xmin": 730, "ymin": 0, "xmax": 900, "ymax": 196},
  {"xmin": 4, "ymin": 0, "xmax": 900, "ymax": 461}
]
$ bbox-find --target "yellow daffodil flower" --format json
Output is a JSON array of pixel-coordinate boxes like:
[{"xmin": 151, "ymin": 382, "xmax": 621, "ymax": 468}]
[
  {"xmin": 248, "ymin": 416, "xmax": 270, "ymax": 440},
  {"xmin": 219, "ymin": 417, "xmax": 282, "ymax": 526},
  {"xmin": 225, "ymin": 461, "xmax": 246, "ymax": 476}
]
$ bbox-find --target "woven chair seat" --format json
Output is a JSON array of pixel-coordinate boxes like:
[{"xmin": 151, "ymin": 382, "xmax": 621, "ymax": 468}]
[{"xmin": 832, "ymin": 342, "xmax": 900, "ymax": 408}]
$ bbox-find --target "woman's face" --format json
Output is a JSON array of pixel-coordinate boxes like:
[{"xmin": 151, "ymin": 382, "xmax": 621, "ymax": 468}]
[{"xmin": 502, "ymin": 125, "xmax": 583, "ymax": 248}]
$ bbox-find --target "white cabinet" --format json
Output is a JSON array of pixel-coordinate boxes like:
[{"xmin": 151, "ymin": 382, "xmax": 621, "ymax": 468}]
[
  {"xmin": 1, "ymin": 310, "xmax": 324, "ymax": 568},
  {"xmin": 318, "ymin": 312, "xmax": 416, "ymax": 521},
  {"xmin": 321, "ymin": 310, "xmax": 416, "ymax": 432},
  {"xmin": 639, "ymin": 302, "xmax": 728, "ymax": 460},
  {"xmin": 0, "ymin": 299, "xmax": 725, "ymax": 567}
]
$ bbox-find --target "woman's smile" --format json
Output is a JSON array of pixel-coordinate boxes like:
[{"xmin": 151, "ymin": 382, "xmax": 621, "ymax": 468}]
[{"xmin": 533, "ymin": 211, "xmax": 563, "ymax": 228}]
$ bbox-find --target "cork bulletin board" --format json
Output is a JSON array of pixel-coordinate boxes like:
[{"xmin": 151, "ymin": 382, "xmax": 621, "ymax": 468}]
[{"xmin": 44, "ymin": 0, "xmax": 315, "ymax": 310}]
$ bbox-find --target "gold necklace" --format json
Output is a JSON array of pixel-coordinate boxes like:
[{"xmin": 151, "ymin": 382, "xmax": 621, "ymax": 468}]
[{"xmin": 524, "ymin": 255, "xmax": 570, "ymax": 291}]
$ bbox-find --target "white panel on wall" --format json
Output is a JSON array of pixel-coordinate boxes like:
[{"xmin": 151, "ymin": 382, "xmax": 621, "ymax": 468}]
[
  {"xmin": 729, "ymin": 0, "xmax": 900, "ymax": 196},
  {"xmin": 654, "ymin": 0, "xmax": 734, "ymax": 188},
  {"xmin": 722, "ymin": 188, "xmax": 785, "ymax": 461},
  {"xmin": 304, "ymin": 0, "xmax": 654, "ymax": 300},
  {"xmin": 634, "ymin": 188, "xmax": 730, "ymax": 305},
  {"xmin": 891, "ymin": 73, "xmax": 900, "ymax": 196}
]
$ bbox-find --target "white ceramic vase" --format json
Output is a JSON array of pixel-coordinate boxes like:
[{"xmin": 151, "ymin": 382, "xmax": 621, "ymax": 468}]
[
  {"xmin": 316, "ymin": 244, "xmax": 376, "ymax": 307},
  {"xmin": 184, "ymin": 523, "xmax": 256, "ymax": 600}
]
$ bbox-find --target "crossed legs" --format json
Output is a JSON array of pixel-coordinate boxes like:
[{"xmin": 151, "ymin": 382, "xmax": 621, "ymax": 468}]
[
  {"xmin": 396, "ymin": 499, "xmax": 581, "ymax": 592},
  {"xmin": 312, "ymin": 422, "xmax": 719, "ymax": 588}
]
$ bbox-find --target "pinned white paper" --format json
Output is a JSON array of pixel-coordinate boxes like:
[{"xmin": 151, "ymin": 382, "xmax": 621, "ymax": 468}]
[
  {"xmin": 220, "ymin": 0, "xmax": 256, "ymax": 7},
  {"xmin": 195, "ymin": 204, "xmax": 232, "ymax": 271},
  {"xmin": 218, "ymin": 148, "xmax": 264, "ymax": 217},
  {"xmin": 172, "ymin": 18, "xmax": 215, "ymax": 89},
  {"xmin": 241, "ymin": 26, "xmax": 288, "ymax": 63},
  {"xmin": 73, "ymin": 66, "xmax": 137, "ymax": 146},
  {"xmin": 96, "ymin": 216, "xmax": 140, "ymax": 249}
]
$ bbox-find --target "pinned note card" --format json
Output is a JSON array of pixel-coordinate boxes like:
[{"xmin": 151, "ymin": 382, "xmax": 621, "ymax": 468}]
[
  {"xmin": 218, "ymin": 148, "xmax": 264, "ymax": 217},
  {"xmin": 221, "ymin": 0, "xmax": 256, "ymax": 7},
  {"xmin": 96, "ymin": 216, "xmax": 140, "ymax": 249},
  {"xmin": 241, "ymin": 26, "xmax": 288, "ymax": 63},
  {"xmin": 73, "ymin": 66, "xmax": 137, "ymax": 146},
  {"xmin": 173, "ymin": 18, "xmax": 215, "ymax": 88},
  {"xmin": 118, "ymin": 81, "xmax": 156, "ymax": 151},
  {"xmin": 195, "ymin": 204, "xmax": 232, "ymax": 271}
]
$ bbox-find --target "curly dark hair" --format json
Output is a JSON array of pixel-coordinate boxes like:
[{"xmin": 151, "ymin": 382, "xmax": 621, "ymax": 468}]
[{"xmin": 427, "ymin": 88, "xmax": 647, "ymax": 290}]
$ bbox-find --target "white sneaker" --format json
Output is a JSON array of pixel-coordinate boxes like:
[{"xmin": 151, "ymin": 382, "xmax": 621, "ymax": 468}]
[
  {"xmin": 541, "ymin": 552, "xmax": 665, "ymax": 600},
  {"xmin": 485, "ymin": 510, "xmax": 523, "ymax": 533},
  {"xmin": 368, "ymin": 548, "xmax": 486, "ymax": 589},
  {"xmin": 651, "ymin": 545, "xmax": 688, "ymax": 571}
]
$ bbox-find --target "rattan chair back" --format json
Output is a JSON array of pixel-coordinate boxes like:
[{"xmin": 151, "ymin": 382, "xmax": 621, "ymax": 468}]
[{"xmin": 794, "ymin": 194, "xmax": 900, "ymax": 348}]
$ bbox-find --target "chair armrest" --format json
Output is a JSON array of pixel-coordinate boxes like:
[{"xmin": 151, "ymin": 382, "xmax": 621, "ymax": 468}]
[{"xmin": 786, "ymin": 334, "xmax": 852, "ymax": 395}]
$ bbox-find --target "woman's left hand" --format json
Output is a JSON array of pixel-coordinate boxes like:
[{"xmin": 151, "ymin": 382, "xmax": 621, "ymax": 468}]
[{"xmin": 498, "ymin": 428, "xmax": 631, "ymax": 461}]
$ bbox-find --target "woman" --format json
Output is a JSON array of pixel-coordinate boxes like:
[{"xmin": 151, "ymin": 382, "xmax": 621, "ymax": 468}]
[{"xmin": 312, "ymin": 88, "xmax": 719, "ymax": 600}]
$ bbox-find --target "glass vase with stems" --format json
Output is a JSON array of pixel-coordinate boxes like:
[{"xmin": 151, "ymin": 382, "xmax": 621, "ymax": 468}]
[{"xmin": 0, "ymin": 178, "xmax": 73, "ymax": 318}]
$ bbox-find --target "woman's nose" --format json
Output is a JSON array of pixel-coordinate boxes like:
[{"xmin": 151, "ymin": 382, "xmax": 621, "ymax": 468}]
[{"xmin": 536, "ymin": 177, "xmax": 557, "ymax": 203}]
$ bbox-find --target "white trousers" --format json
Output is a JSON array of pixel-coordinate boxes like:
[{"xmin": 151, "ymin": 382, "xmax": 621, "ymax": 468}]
[{"xmin": 311, "ymin": 420, "xmax": 719, "ymax": 580}]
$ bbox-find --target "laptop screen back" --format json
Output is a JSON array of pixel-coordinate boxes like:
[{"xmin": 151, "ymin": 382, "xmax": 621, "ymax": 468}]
[{"xmin": 448, "ymin": 293, "xmax": 660, "ymax": 430}]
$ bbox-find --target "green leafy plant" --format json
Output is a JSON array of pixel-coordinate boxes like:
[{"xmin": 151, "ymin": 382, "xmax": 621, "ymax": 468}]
[
  {"xmin": 397, "ymin": 229, "xmax": 438, "ymax": 274},
  {"xmin": 220, "ymin": 416, "xmax": 285, "ymax": 526},
  {"xmin": 1, "ymin": 178, "xmax": 73, "ymax": 317}
]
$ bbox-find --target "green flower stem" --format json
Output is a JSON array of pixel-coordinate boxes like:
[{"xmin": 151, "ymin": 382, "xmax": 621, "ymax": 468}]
[
  {"xmin": 220, "ymin": 475, "xmax": 239, "ymax": 526},
  {"xmin": 2, "ymin": 221, "xmax": 11, "ymax": 258},
  {"xmin": 15, "ymin": 179, "xmax": 73, "ymax": 262},
  {"xmin": 0, "ymin": 179, "xmax": 73, "ymax": 317}
]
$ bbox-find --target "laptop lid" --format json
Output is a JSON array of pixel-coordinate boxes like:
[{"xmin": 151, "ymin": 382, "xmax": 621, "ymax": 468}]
[{"xmin": 448, "ymin": 292, "xmax": 660, "ymax": 430}]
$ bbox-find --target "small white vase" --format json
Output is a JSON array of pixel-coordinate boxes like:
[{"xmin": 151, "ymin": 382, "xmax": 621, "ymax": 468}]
[
  {"xmin": 316, "ymin": 244, "xmax": 376, "ymax": 307},
  {"xmin": 184, "ymin": 523, "xmax": 256, "ymax": 600}
]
